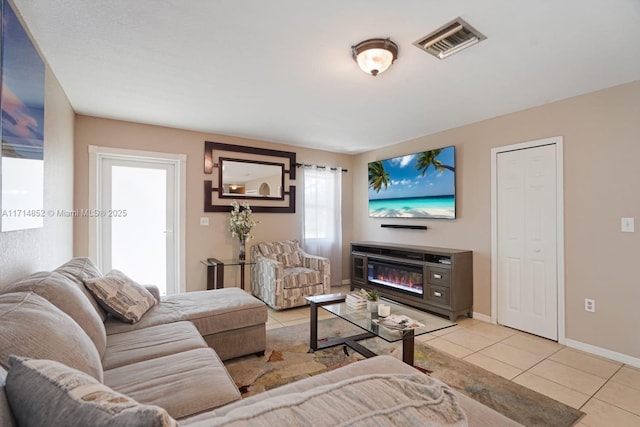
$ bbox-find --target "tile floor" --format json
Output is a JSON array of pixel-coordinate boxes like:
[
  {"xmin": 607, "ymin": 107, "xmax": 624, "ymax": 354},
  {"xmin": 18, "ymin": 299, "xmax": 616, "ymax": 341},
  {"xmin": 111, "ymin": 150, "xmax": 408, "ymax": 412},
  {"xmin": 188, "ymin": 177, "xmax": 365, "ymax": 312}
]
[{"xmin": 267, "ymin": 293, "xmax": 640, "ymax": 426}]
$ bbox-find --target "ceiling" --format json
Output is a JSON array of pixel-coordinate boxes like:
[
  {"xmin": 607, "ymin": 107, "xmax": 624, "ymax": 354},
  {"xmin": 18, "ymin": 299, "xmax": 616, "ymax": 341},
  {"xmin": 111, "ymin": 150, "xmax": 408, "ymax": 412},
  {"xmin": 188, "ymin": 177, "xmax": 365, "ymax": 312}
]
[{"xmin": 11, "ymin": 0, "xmax": 640, "ymax": 154}]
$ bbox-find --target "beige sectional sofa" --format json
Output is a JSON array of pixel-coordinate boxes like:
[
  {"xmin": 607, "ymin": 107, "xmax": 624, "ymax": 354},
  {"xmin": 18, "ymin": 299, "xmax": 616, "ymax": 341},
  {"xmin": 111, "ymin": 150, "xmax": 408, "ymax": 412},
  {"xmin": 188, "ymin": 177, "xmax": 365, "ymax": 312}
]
[
  {"xmin": 0, "ymin": 257, "xmax": 522, "ymax": 426},
  {"xmin": 0, "ymin": 258, "xmax": 267, "ymax": 422}
]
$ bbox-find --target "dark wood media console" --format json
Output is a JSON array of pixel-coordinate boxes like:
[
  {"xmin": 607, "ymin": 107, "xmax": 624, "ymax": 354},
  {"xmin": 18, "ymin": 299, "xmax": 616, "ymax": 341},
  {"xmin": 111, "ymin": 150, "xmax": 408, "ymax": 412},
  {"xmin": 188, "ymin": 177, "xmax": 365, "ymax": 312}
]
[{"xmin": 350, "ymin": 241, "xmax": 473, "ymax": 321}]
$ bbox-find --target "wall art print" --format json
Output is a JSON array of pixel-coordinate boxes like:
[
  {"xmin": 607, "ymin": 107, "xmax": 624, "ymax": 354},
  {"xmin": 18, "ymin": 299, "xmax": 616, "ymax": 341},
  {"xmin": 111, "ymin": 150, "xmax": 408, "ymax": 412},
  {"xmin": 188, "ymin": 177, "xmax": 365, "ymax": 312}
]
[{"xmin": 1, "ymin": 0, "xmax": 45, "ymax": 231}]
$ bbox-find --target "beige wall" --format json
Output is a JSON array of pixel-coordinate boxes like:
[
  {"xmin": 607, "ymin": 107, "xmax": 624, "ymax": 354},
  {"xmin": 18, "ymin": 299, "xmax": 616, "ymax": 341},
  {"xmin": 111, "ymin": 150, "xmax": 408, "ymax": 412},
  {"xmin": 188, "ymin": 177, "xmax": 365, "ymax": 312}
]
[
  {"xmin": 71, "ymin": 81, "xmax": 639, "ymax": 361},
  {"xmin": 0, "ymin": 69, "xmax": 75, "ymax": 285},
  {"xmin": 73, "ymin": 117, "xmax": 354, "ymax": 291},
  {"xmin": 353, "ymin": 81, "xmax": 640, "ymax": 360}
]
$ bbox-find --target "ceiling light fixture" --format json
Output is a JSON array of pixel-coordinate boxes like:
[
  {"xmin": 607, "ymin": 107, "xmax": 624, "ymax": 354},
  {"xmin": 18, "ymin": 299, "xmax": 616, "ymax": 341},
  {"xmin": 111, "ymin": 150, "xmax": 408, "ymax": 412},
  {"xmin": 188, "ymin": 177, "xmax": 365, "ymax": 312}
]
[{"xmin": 351, "ymin": 38, "xmax": 398, "ymax": 76}]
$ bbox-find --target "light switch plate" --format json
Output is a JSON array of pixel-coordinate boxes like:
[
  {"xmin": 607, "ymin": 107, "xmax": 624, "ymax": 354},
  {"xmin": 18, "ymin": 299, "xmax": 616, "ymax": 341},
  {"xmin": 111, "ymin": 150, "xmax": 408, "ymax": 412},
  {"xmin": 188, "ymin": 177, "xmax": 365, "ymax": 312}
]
[
  {"xmin": 621, "ymin": 217, "xmax": 634, "ymax": 233},
  {"xmin": 200, "ymin": 217, "xmax": 209, "ymax": 226}
]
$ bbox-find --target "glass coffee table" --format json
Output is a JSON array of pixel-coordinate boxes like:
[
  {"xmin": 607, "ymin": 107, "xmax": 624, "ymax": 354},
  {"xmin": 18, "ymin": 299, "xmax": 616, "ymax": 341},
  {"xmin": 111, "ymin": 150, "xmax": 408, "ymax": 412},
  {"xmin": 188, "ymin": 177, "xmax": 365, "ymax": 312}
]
[{"xmin": 306, "ymin": 293, "xmax": 456, "ymax": 365}]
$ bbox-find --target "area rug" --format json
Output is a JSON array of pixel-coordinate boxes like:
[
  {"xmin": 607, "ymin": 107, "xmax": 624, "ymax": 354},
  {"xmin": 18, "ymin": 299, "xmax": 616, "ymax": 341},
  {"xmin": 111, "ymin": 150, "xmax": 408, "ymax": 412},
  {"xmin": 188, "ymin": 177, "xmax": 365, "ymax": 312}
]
[{"xmin": 225, "ymin": 318, "xmax": 584, "ymax": 427}]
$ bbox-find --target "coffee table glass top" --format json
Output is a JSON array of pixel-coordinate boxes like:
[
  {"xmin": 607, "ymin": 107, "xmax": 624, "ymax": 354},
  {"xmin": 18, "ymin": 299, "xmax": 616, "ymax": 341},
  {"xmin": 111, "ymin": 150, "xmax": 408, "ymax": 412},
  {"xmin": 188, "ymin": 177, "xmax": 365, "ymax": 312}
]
[{"xmin": 316, "ymin": 295, "xmax": 456, "ymax": 343}]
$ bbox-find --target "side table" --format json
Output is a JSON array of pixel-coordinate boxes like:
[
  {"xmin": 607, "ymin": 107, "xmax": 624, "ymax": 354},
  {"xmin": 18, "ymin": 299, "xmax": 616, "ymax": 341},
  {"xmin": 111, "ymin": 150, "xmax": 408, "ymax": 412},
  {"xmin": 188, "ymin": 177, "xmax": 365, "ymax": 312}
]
[{"xmin": 201, "ymin": 258, "xmax": 255, "ymax": 291}]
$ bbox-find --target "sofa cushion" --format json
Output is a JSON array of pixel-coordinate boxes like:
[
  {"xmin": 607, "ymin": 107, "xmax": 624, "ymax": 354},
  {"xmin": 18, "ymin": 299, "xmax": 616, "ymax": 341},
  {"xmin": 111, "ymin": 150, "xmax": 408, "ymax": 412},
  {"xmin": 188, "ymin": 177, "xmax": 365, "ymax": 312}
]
[
  {"xmin": 283, "ymin": 267, "xmax": 323, "ymax": 289},
  {"xmin": 183, "ymin": 373, "xmax": 467, "ymax": 427},
  {"xmin": 0, "ymin": 365, "xmax": 16, "ymax": 427},
  {"xmin": 102, "ymin": 321, "xmax": 207, "ymax": 370},
  {"xmin": 54, "ymin": 257, "xmax": 107, "ymax": 322},
  {"xmin": 5, "ymin": 356, "xmax": 176, "ymax": 427},
  {"xmin": 84, "ymin": 270, "xmax": 156, "ymax": 324},
  {"xmin": 104, "ymin": 348, "xmax": 241, "ymax": 419},
  {"xmin": 3, "ymin": 271, "xmax": 107, "ymax": 357},
  {"xmin": 0, "ymin": 292, "xmax": 103, "ymax": 382},
  {"xmin": 104, "ymin": 288, "xmax": 267, "ymax": 337}
]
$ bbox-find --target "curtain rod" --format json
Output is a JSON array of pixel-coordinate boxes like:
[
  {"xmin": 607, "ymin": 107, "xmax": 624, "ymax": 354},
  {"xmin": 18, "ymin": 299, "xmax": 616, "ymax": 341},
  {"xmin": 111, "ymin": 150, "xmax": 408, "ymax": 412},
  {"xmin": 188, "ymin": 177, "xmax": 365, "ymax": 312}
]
[{"xmin": 295, "ymin": 162, "xmax": 348, "ymax": 173}]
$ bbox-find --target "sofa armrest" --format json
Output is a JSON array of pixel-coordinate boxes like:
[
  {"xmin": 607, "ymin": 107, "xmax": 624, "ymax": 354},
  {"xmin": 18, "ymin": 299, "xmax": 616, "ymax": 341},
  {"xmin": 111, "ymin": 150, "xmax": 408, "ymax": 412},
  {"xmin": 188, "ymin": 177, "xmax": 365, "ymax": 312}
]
[{"xmin": 143, "ymin": 285, "xmax": 161, "ymax": 303}]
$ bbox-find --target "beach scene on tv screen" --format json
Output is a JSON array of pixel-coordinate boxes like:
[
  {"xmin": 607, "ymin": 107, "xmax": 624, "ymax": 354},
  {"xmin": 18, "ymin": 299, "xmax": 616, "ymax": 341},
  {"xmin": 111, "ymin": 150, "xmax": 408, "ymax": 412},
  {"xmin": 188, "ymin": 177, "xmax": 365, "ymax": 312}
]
[{"xmin": 368, "ymin": 146, "xmax": 455, "ymax": 219}]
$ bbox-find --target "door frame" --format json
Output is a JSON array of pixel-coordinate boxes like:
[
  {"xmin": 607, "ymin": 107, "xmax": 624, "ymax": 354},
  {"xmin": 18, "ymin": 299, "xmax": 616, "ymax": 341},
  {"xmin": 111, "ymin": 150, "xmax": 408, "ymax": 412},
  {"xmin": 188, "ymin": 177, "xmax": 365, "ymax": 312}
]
[
  {"xmin": 490, "ymin": 136, "xmax": 565, "ymax": 344},
  {"xmin": 88, "ymin": 145, "xmax": 187, "ymax": 293}
]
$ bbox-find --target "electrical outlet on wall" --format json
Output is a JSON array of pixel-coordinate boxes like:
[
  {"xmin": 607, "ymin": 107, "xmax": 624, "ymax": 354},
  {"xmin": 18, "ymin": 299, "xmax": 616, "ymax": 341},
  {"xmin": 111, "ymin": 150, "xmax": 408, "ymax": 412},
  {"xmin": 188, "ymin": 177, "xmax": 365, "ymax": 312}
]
[
  {"xmin": 585, "ymin": 298, "xmax": 595, "ymax": 313},
  {"xmin": 621, "ymin": 217, "xmax": 635, "ymax": 233}
]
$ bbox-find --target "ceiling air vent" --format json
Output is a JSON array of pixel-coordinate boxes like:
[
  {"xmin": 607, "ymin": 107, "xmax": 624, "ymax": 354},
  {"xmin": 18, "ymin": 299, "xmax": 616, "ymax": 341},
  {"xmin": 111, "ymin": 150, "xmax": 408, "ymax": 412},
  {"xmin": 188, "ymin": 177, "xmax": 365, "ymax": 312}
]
[{"xmin": 413, "ymin": 17, "xmax": 486, "ymax": 60}]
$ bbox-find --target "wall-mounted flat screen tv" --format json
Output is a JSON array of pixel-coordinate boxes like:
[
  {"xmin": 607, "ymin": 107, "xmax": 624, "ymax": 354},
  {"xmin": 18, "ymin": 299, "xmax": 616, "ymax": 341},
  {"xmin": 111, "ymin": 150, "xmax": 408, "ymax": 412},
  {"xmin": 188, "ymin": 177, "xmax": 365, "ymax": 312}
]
[{"xmin": 368, "ymin": 146, "xmax": 455, "ymax": 219}]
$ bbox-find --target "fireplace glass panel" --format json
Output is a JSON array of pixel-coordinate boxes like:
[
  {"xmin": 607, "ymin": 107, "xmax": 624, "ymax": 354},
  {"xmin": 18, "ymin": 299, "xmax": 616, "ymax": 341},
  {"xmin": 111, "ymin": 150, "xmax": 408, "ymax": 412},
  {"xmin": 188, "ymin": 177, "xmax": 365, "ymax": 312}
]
[{"xmin": 367, "ymin": 259, "xmax": 423, "ymax": 295}]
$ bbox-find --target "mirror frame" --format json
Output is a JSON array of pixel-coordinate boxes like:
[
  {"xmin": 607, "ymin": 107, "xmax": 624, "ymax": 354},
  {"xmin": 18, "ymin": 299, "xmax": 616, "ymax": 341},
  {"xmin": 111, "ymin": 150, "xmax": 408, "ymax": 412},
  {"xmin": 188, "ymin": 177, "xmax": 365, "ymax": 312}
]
[
  {"xmin": 204, "ymin": 141, "xmax": 296, "ymax": 213},
  {"xmin": 218, "ymin": 157, "xmax": 285, "ymax": 200}
]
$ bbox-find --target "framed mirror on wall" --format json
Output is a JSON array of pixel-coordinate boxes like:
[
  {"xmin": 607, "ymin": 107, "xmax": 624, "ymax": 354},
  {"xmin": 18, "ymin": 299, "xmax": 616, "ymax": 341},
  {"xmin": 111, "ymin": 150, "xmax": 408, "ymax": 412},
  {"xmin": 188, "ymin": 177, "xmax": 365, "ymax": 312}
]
[
  {"xmin": 219, "ymin": 157, "xmax": 284, "ymax": 200},
  {"xmin": 204, "ymin": 141, "xmax": 296, "ymax": 213}
]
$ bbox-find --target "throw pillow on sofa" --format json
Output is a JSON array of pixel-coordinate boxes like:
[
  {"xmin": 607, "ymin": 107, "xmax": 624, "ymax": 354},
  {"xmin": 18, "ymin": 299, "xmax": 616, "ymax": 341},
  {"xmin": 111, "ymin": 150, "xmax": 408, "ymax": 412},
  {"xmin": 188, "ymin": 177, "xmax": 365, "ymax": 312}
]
[
  {"xmin": 84, "ymin": 270, "xmax": 156, "ymax": 324},
  {"xmin": 5, "ymin": 356, "xmax": 176, "ymax": 427}
]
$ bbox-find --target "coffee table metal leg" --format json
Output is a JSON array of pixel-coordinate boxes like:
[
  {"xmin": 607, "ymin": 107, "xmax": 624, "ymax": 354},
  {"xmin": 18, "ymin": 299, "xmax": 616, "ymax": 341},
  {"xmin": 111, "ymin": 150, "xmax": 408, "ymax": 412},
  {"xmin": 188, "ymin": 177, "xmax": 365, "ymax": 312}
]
[
  {"xmin": 308, "ymin": 301, "xmax": 318, "ymax": 353},
  {"xmin": 402, "ymin": 329, "xmax": 415, "ymax": 365}
]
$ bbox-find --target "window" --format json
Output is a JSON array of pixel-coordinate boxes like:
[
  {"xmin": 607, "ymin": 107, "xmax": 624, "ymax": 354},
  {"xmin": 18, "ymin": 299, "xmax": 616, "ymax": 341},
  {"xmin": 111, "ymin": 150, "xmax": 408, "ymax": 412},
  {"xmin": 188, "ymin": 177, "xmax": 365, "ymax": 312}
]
[{"xmin": 302, "ymin": 166, "xmax": 342, "ymax": 286}]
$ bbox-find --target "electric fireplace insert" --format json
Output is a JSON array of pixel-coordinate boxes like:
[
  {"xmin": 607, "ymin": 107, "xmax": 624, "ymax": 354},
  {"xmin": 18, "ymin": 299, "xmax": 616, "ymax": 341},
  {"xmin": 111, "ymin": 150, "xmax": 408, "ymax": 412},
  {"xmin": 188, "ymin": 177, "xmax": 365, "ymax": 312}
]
[{"xmin": 367, "ymin": 259, "xmax": 423, "ymax": 296}]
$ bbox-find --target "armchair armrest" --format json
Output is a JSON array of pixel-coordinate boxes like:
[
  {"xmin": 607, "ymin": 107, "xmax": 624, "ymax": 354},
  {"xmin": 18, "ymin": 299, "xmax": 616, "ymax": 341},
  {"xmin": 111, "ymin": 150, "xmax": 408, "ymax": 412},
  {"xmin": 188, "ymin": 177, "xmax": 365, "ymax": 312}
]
[
  {"xmin": 255, "ymin": 255, "xmax": 283, "ymax": 270},
  {"xmin": 143, "ymin": 285, "xmax": 161, "ymax": 303},
  {"xmin": 300, "ymin": 253, "xmax": 330, "ymax": 271},
  {"xmin": 254, "ymin": 255, "xmax": 285, "ymax": 283},
  {"xmin": 251, "ymin": 255, "xmax": 286, "ymax": 306},
  {"xmin": 299, "ymin": 252, "xmax": 331, "ymax": 291}
]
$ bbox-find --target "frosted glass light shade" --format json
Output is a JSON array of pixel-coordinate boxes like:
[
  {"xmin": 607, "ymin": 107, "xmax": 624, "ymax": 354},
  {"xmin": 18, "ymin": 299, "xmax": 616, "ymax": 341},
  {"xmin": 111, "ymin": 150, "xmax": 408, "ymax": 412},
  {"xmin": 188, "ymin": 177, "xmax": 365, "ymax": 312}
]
[{"xmin": 352, "ymin": 38, "xmax": 398, "ymax": 76}]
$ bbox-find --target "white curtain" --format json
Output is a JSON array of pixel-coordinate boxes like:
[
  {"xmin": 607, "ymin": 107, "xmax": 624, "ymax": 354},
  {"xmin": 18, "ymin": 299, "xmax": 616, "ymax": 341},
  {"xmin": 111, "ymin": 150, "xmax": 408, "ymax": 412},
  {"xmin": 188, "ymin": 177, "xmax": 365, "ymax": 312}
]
[{"xmin": 301, "ymin": 166, "xmax": 342, "ymax": 287}]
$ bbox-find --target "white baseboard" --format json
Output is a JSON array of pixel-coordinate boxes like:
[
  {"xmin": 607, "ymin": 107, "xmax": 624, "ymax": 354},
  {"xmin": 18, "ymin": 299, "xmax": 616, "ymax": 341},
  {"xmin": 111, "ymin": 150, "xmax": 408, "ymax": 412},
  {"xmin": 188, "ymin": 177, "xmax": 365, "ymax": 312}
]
[
  {"xmin": 472, "ymin": 312, "xmax": 492, "ymax": 323},
  {"xmin": 565, "ymin": 339, "xmax": 640, "ymax": 369}
]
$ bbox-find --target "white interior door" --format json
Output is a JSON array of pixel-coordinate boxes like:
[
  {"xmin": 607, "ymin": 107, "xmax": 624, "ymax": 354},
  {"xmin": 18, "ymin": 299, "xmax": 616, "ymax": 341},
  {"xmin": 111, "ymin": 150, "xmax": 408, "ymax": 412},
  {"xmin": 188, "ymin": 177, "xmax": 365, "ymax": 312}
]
[
  {"xmin": 90, "ymin": 146, "xmax": 185, "ymax": 296},
  {"xmin": 496, "ymin": 143, "xmax": 558, "ymax": 340}
]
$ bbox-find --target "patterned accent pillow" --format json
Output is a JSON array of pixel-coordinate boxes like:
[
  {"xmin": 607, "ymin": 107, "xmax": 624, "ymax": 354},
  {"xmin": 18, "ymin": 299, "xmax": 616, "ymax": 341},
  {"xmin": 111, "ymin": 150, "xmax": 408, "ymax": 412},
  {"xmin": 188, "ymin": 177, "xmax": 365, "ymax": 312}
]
[
  {"xmin": 258, "ymin": 242, "xmax": 281, "ymax": 256},
  {"xmin": 279, "ymin": 240, "xmax": 299, "ymax": 254},
  {"xmin": 5, "ymin": 356, "xmax": 176, "ymax": 427},
  {"xmin": 281, "ymin": 251, "xmax": 303, "ymax": 268},
  {"xmin": 84, "ymin": 270, "xmax": 156, "ymax": 324},
  {"xmin": 267, "ymin": 254, "xmax": 282, "ymax": 264}
]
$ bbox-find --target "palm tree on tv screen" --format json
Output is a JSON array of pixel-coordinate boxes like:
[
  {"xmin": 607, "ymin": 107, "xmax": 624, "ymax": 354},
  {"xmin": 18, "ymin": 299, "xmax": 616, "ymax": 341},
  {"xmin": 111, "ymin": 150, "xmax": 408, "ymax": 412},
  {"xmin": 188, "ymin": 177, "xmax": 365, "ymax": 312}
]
[
  {"xmin": 415, "ymin": 149, "xmax": 455, "ymax": 176},
  {"xmin": 368, "ymin": 161, "xmax": 391, "ymax": 193}
]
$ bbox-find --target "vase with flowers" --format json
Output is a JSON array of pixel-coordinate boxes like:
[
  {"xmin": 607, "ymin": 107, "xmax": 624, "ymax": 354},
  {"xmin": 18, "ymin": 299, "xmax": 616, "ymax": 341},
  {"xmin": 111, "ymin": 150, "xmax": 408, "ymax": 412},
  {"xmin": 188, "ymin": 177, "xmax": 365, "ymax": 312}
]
[{"xmin": 229, "ymin": 201, "xmax": 259, "ymax": 260}]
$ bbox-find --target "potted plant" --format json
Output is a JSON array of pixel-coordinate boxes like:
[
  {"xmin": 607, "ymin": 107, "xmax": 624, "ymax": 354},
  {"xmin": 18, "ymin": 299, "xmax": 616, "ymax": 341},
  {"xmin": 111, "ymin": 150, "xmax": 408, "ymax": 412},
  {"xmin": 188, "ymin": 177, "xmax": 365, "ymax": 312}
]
[{"xmin": 360, "ymin": 288, "xmax": 379, "ymax": 312}]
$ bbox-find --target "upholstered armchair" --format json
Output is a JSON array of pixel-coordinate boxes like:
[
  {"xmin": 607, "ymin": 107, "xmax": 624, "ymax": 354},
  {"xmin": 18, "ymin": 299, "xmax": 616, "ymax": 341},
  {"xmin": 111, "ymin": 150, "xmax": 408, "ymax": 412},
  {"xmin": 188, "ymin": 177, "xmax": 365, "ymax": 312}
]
[{"xmin": 250, "ymin": 240, "xmax": 331, "ymax": 310}]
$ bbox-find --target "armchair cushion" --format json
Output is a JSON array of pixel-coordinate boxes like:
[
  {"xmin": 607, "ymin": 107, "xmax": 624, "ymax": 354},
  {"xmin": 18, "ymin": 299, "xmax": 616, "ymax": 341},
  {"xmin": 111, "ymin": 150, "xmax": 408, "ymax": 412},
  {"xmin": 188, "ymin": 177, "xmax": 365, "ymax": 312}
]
[{"xmin": 283, "ymin": 268, "xmax": 323, "ymax": 289}]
